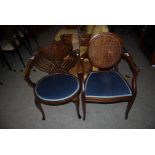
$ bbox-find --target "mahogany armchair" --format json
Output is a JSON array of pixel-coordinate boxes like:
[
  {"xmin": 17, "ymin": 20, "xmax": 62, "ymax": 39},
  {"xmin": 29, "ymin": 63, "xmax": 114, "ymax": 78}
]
[
  {"xmin": 23, "ymin": 40, "xmax": 81, "ymax": 120},
  {"xmin": 79, "ymin": 32, "xmax": 139, "ymax": 120}
]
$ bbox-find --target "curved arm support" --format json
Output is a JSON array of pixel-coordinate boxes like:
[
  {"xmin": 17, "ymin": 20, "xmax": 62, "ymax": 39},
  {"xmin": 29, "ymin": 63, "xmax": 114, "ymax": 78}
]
[
  {"xmin": 23, "ymin": 55, "xmax": 36, "ymax": 88},
  {"xmin": 122, "ymin": 51, "xmax": 139, "ymax": 95}
]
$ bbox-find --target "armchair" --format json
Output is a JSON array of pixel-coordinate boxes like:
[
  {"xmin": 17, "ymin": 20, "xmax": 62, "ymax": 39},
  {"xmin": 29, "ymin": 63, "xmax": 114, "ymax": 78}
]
[
  {"xmin": 79, "ymin": 32, "xmax": 139, "ymax": 120},
  {"xmin": 24, "ymin": 40, "xmax": 81, "ymax": 120}
]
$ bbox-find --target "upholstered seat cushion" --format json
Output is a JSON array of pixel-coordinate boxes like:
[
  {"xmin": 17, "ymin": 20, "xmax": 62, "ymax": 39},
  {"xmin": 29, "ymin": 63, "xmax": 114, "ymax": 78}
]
[
  {"xmin": 35, "ymin": 73, "xmax": 80, "ymax": 101},
  {"xmin": 85, "ymin": 71, "xmax": 132, "ymax": 98}
]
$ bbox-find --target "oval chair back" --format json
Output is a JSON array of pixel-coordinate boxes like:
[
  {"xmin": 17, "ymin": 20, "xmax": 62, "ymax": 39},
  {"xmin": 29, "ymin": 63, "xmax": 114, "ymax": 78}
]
[{"xmin": 89, "ymin": 32, "xmax": 123, "ymax": 69}]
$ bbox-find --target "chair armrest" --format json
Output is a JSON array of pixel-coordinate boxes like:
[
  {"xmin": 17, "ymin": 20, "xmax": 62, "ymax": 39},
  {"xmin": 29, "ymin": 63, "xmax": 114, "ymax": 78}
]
[
  {"xmin": 23, "ymin": 55, "xmax": 36, "ymax": 88},
  {"xmin": 122, "ymin": 51, "xmax": 140, "ymax": 94}
]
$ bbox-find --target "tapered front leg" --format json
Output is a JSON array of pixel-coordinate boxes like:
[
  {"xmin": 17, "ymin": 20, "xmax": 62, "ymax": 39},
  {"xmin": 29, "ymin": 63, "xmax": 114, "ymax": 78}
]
[
  {"xmin": 125, "ymin": 100, "xmax": 134, "ymax": 120},
  {"xmin": 82, "ymin": 97, "xmax": 86, "ymax": 120},
  {"xmin": 74, "ymin": 96, "xmax": 81, "ymax": 119},
  {"xmin": 35, "ymin": 98, "xmax": 45, "ymax": 120}
]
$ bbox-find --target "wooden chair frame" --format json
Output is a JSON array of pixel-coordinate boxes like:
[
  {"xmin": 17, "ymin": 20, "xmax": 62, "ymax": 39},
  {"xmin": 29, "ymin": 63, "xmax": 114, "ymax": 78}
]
[
  {"xmin": 79, "ymin": 33, "xmax": 139, "ymax": 120},
  {"xmin": 23, "ymin": 41, "xmax": 81, "ymax": 120}
]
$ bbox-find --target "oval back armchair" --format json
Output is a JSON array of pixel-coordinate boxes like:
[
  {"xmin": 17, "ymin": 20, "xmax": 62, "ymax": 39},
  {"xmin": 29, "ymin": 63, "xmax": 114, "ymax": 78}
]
[
  {"xmin": 24, "ymin": 40, "xmax": 81, "ymax": 120},
  {"xmin": 80, "ymin": 32, "xmax": 139, "ymax": 120}
]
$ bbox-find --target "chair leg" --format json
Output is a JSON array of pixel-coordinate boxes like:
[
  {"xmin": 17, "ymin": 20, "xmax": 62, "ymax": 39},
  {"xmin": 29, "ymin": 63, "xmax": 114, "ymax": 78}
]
[
  {"xmin": 16, "ymin": 50, "xmax": 25, "ymax": 67},
  {"xmin": 125, "ymin": 100, "xmax": 134, "ymax": 120},
  {"xmin": 35, "ymin": 98, "xmax": 45, "ymax": 120},
  {"xmin": 74, "ymin": 96, "xmax": 81, "ymax": 119},
  {"xmin": 82, "ymin": 97, "xmax": 86, "ymax": 120}
]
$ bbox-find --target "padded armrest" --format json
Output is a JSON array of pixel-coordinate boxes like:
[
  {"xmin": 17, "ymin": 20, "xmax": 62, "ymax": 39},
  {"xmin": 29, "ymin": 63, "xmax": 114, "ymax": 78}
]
[{"xmin": 23, "ymin": 55, "xmax": 36, "ymax": 88}]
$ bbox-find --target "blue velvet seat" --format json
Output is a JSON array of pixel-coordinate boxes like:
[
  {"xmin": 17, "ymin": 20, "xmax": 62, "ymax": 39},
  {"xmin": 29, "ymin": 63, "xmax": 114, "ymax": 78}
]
[
  {"xmin": 35, "ymin": 73, "xmax": 80, "ymax": 101},
  {"xmin": 85, "ymin": 71, "xmax": 132, "ymax": 98}
]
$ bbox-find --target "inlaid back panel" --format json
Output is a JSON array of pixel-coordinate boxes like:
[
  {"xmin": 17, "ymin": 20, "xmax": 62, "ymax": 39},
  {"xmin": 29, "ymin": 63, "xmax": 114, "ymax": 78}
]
[{"xmin": 34, "ymin": 41, "xmax": 78, "ymax": 73}]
